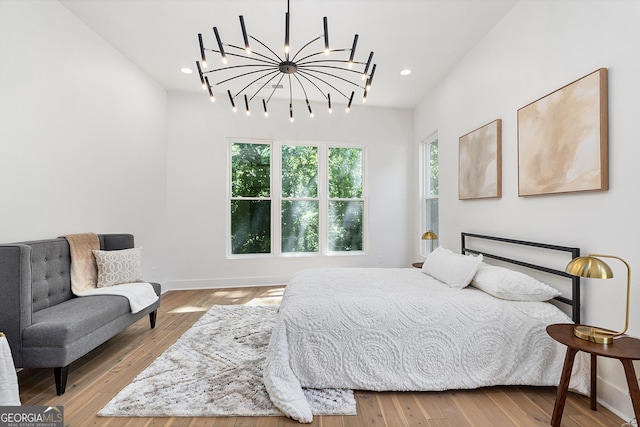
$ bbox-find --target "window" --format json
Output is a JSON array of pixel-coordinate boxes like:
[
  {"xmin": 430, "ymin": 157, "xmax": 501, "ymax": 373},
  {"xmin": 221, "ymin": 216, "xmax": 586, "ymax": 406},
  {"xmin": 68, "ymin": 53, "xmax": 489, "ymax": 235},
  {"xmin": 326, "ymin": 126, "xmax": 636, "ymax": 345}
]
[
  {"xmin": 281, "ymin": 144, "xmax": 319, "ymax": 253},
  {"xmin": 229, "ymin": 140, "xmax": 365, "ymax": 256},
  {"xmin": 230, "ymin": 142, "xmax": 272, "ymax": 254},
  {"xmin": 423, "ymin": 133, "xmax": 439, "ymax": 255},
  {"xmin": 328, "ymin": 147, "xmax": 364, "ymax": 252}
]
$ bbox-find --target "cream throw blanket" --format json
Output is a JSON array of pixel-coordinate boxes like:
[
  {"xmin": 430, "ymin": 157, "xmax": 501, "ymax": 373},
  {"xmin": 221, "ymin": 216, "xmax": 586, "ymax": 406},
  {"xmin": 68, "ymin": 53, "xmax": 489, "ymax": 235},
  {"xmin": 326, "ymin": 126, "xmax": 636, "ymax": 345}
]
[
  {"xmin": 64, "ymin": 233, "xmax": 158, "ymax": 313},
  {"xmin": 78, "ymin": 283, "xmax": 158, "ymax": 314},
  {"xmin": 64, "ymin": 233, "xmax": 100, "ymax": 295}
]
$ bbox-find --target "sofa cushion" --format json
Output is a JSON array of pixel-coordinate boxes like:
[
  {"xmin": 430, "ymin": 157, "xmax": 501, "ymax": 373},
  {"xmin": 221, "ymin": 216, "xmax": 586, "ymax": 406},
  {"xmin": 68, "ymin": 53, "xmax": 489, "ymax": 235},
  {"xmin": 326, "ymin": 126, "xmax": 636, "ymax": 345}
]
[{"xmin": 23, "ymin": 295, "xmax": 131, "ymax": 348}]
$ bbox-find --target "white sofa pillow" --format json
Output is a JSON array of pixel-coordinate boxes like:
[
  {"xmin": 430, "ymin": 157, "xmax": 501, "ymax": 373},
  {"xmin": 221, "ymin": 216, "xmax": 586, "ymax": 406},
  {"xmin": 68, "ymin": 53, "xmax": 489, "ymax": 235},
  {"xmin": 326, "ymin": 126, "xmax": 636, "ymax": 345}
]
[
  {"xmin": 471, "ymin": 262, "xmax": 561, "ymax": 301},
  {"xmin": 93, "ymin": 247, "xmax": 144, "ymax": 287},
  {"xmin": 422, "ymin": 246, "xmax": 483, "ymax": 289}
]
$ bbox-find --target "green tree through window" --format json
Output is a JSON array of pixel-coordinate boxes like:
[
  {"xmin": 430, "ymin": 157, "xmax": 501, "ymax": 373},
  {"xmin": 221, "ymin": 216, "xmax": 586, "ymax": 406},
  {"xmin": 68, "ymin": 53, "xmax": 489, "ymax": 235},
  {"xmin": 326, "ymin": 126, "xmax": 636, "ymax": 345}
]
[
  {"xmin": 281, "ymin": 145, "xmax": 319, "ymax": 253},
  {"xmin": 230, "ymin": 143, "xmax": 271, "ymax": 254},
  {"xmin": 328, "ymin": 147, "xmax": 364, "ymax": 251},
  {"xmin": 229, "ymin": 141, "xmax": 365, "ymax": 255}
]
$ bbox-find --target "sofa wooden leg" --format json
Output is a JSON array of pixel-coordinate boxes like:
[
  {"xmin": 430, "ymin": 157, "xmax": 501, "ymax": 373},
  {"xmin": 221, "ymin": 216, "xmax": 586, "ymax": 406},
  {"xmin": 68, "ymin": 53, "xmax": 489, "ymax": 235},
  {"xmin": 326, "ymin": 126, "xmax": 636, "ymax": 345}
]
[
  {"xmin": 54, "ymin": 366, "xmax": 69, "ymax": 396},
  {"xmin": 149, "ymin": 310, "xmax": 157, "ymax": 329}
]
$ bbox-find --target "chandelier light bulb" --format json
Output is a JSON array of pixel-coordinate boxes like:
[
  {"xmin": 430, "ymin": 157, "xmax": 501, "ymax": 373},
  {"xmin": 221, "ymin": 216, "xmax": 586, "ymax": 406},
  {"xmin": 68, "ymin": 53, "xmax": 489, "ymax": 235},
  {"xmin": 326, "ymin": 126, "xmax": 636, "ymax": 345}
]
[{"xmin": 202, "ymin": 61, "xmax": 207, "ymax": 68}]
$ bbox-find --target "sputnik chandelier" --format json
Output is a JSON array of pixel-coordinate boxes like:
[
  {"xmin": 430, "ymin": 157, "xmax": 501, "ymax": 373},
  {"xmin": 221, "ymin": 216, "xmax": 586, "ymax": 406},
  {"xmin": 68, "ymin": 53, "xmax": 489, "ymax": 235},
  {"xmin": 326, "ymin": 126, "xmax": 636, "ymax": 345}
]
[{"xmin": 195, "ymin": 0, "xmax": 376, "ymax": 121}]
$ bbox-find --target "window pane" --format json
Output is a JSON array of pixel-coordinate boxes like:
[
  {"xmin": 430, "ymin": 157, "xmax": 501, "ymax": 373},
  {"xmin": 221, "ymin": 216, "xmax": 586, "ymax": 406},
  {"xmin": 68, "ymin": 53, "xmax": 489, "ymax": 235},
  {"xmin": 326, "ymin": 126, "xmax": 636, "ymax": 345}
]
[
  {"xmin": 429, "ymin": 141, "xmax": 439, "ymax": 197},
  {"xmin": 281, "ymin": 200, "xmax": 319, "ymax": 253},
  {"xmin": 328, "ymin": 201, "xmax": 363, "ymax": 251},
  {"xmin": 328, "ymin": 148, "xmax": 363, "ymax": 198},
  {"xmin": 231, "ymin": 200, "xmax": 271, "ymax": 254},
  {"xmin": 426, "ymin": 198, "xmax": 439, "ymax": 237},
  {"xmin": 231, "ymin": 143, "xmax": 271, "ymax": 197},
  {"xmin": 282, "ymin": 145, "xmax": 318, "ymax": 198}
]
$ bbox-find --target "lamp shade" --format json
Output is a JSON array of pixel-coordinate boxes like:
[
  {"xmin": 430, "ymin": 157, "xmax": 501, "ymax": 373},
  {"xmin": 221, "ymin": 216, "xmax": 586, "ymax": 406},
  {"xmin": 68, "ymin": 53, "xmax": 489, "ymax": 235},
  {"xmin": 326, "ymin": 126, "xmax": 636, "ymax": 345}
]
[
  {"xmin": 565, "ymin": 256, "xmax": 614, "ymax": 279},
  {"xmin": 421, "ymin": 230, "xmax": 438, "ymax": 240}
]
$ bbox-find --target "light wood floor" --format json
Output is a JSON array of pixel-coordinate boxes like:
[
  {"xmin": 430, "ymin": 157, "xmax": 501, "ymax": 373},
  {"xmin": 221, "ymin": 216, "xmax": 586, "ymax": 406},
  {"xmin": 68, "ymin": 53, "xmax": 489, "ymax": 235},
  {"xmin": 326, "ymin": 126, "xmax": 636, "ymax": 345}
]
[{"xmin": 18, "ymin": 286, "xmax": 625, "ymax": 427}]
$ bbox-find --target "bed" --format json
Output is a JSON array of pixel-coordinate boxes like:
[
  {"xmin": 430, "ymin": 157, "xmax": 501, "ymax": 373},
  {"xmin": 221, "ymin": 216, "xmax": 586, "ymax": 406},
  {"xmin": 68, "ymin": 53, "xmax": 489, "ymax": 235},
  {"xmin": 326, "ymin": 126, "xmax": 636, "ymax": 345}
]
[{"xmin": 263, "ymin": 233, "xmax": 591, "ymax": 423}]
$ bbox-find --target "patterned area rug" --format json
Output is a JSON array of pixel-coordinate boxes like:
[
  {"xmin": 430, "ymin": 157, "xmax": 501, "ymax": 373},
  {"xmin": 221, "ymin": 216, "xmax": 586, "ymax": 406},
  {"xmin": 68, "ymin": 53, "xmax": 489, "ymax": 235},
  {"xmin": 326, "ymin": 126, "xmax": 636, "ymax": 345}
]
[{"xmin": 98, "ymin": 304, "xmax": 356, "ymax": 417}]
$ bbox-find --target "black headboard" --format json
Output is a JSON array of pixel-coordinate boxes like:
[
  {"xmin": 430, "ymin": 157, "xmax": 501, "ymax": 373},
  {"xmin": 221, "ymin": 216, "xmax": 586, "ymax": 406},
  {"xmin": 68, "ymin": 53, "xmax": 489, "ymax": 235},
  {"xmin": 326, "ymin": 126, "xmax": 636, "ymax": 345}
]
[{"xmin": 461, "ymin": 232, "xmax": 581, "ymax": 323}]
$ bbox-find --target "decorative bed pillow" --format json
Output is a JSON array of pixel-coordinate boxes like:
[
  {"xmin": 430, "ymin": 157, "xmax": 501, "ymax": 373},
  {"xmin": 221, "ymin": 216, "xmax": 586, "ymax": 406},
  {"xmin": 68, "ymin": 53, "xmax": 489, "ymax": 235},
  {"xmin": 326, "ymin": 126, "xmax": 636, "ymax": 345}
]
[
  {"xmin": 471, "ymin": 263, "xmax": 561, "ymax": 301},
  {"xmin": 92, "ymin": 247, "xmax": 144, "ymax": 288},
  {"xmin": 421, "ymin": 246, "xmax": 483, "ymax": 289}
]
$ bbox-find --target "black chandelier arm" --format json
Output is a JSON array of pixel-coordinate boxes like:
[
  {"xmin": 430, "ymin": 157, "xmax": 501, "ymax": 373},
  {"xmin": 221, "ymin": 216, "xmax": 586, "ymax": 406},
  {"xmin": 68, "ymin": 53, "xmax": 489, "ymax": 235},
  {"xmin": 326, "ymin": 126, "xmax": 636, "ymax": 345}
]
[
  {"xmin": 296, "ymin": 69, "xmax": 349, "ymax": 100},
  {"xmin": 266, "ymin": 73, "xmax": 287, "ymax": 103},
  {"xmin": 205, "ymin": 48, "xmax": 278, "ymax": 67},
  {"xmin": 234, "ymin": 69, "xmax": 282, "ymax": 100},
  {"xmin": 224, "ymin": 43, "xmax": 281, "ymax": 65},
  {"xmin": 249, "ymin": 70, "xmax": 282, "ymax": 101},
  {"xmin": 291, "ymin": 73, "xmax": 310, "ymax": 100},
  {"xmin": 294, "ymin": 48, "xmax": 352, "ymax": 65},
  {"xmin": 289, "ymin": 36, "xmax": 322, "ymax": 62},
  {"xmin": 215, "ymin": 66, "xmax": 279, "ymax": 86},
  {"xmin": 297, "ymin": 64, "xmax": 367, "ymax": 79},
  {"xmin": 249, "ymin": 35, "xmax": 284, "ymax": 63},
  {"xmin": 296, "ymin": 58, "xmax": 366, "ymax": 68},
  {"xmin": 296, "ymin": 66, "xmax": 365, "ymax": 89},
  {"xmin": 294, "ymin": 70, "xmax": 331, "ymax": 101},
  {"xmin": 204, "ymin": 63, "xmax": 278, "ymax": 77}
]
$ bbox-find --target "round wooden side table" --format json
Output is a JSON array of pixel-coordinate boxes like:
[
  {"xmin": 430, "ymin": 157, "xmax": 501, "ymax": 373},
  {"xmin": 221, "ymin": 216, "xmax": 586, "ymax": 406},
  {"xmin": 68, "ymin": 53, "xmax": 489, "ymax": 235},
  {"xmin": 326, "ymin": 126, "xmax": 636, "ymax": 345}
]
[{"xmin": 546, "ymin": 323, "xmax": 640, "ymax": 426}]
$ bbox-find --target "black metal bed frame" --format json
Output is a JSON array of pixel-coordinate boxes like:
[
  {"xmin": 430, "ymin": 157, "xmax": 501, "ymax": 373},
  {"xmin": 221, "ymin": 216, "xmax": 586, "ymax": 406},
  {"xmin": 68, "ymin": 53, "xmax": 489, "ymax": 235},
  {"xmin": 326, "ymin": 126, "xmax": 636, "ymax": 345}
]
[{"xmin": 461, "ymin": 232, "xmax": 581, "ymax": 323}]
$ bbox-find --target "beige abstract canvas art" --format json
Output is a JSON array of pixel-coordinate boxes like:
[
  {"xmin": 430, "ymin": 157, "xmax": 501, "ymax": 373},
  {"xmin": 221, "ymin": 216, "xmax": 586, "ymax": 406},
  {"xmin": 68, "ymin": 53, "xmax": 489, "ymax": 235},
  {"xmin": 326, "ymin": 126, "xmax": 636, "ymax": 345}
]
[
  {"xmin": 518, "ymin": 68, "xmax": 608, "ymax": 196},
  {"xmin": 459, "ymin": 119, "xmax": 502, "ymax": 200}
]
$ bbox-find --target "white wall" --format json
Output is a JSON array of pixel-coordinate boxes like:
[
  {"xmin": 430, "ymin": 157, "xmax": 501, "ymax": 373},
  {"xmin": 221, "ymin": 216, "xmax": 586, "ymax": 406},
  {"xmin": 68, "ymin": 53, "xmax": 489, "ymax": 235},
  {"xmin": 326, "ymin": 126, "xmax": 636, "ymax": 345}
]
[
  {"xmin": 0, "ymin": 1, "xmax": 168, "ymax": 282},
  {"xmin": 166, "ymin": 91, "xmax": 413, "ymax": 289},
  {"xmin": 413, "ymin": 0, "xmax": 640, "ymax": 420}
]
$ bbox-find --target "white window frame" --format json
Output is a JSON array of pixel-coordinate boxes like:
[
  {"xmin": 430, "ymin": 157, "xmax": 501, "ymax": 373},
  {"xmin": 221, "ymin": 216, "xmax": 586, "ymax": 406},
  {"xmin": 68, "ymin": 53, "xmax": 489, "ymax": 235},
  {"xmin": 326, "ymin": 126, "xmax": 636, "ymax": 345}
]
[{"xmin": 227, "ymin": 138, "xmax": 367, "ymax": 258}]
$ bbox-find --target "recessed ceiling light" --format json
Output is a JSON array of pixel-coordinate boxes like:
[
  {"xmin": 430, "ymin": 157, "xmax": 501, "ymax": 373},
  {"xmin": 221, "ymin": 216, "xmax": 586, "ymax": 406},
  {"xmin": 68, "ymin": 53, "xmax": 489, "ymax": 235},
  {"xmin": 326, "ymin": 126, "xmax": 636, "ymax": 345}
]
[
  {"xmin": 400, "ymin": 69, "xmax": 412, "ymax": 76},
  {"xmin": 180, "ymin": 67, "xmax": 194, "ymax": 74}
]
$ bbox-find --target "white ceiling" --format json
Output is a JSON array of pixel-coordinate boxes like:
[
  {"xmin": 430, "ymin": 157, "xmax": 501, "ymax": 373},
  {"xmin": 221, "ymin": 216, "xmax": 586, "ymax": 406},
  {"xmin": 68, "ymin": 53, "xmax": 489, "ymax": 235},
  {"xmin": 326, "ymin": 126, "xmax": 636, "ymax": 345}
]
[{"xmin": 60, "ymin": 0, "xmax": 517, "ymax": 109}]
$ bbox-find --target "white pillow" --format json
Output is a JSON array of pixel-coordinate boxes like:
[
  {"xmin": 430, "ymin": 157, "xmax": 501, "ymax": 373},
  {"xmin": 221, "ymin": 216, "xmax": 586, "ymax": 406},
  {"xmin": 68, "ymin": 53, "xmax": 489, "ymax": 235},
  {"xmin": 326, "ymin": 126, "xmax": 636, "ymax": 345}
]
[
  {"xmin": 422, "ymin": 246, "xmax": 483, "ymax": 289},
  {"xmin": 93, "ymin": 247, "xmax": 144, "ymax": 288},
  {"xmin": 471, "ymin": 263, "xmax": 561, "ymax": 301}
]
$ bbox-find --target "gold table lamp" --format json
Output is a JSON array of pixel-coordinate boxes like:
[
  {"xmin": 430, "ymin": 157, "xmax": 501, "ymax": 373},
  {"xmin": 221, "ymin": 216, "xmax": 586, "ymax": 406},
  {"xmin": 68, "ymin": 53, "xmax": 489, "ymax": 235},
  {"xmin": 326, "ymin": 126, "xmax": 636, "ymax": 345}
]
[
  {"xmin": 421, "ymin": 230, "xmax": 438, "ymax": 253},
  {"xmin": 565, "ymin": 254, "xmax": 631, "ymax": 344}
]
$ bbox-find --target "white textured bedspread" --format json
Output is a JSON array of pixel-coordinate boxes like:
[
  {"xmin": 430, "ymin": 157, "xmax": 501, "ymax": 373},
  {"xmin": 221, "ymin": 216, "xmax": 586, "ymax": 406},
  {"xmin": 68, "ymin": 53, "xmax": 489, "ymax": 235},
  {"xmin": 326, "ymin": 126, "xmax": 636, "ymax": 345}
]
[{"xmin": 263, "ymin": 268, "xmax": 590, "ymax": 423}]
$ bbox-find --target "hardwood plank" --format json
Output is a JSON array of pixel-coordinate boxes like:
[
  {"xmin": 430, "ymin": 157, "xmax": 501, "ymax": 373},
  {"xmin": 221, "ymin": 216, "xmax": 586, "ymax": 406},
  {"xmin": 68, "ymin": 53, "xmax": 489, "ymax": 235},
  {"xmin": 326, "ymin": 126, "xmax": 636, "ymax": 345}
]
[
  {"xmin": 355, "ymin": 391, "xmax": 385, "ymax": 425},
  {"xmin": 16, "ymin": 286, "xmax": 627, "ymax": 427},
  {"xmin": 393, "ymin": 392, "xmax": 431, "ymax": 425}
]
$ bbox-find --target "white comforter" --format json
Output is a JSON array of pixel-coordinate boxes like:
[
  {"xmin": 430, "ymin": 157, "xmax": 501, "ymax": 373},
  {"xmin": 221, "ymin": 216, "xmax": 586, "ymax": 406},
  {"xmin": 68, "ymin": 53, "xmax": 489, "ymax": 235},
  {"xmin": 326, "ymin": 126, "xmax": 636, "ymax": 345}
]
[{"xmin": 263, "ymin": 268, "xmax": 590, "ymax": 423}]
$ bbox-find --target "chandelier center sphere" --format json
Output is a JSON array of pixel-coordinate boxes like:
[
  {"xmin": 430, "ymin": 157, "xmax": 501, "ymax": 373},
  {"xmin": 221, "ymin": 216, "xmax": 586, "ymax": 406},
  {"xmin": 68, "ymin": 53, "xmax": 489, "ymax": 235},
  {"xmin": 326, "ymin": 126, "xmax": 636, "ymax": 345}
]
[{"xmin": 278, "ymin": 61, "xmax": 298, "ymax": 74}]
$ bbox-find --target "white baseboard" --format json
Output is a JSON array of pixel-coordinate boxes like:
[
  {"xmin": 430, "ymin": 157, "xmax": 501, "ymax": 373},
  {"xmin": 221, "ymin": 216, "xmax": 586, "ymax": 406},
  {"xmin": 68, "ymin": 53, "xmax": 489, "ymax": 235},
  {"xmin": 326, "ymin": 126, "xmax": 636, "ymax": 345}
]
[
  {"xmin": 165, "ymin": 276, "xmax": 289, "ymax": 291},
  {"xmin": 597, "ymin": 376, "xmax": 635, "ymax": 423}
]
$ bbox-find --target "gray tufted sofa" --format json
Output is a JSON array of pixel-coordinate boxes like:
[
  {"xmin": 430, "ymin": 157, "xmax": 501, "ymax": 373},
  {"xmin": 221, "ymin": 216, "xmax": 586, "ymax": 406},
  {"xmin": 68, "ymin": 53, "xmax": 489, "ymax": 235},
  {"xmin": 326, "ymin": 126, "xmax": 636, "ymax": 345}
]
[{"xmin": 0, "ymin": 234, "xmax": 161, "ymax": 395}]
